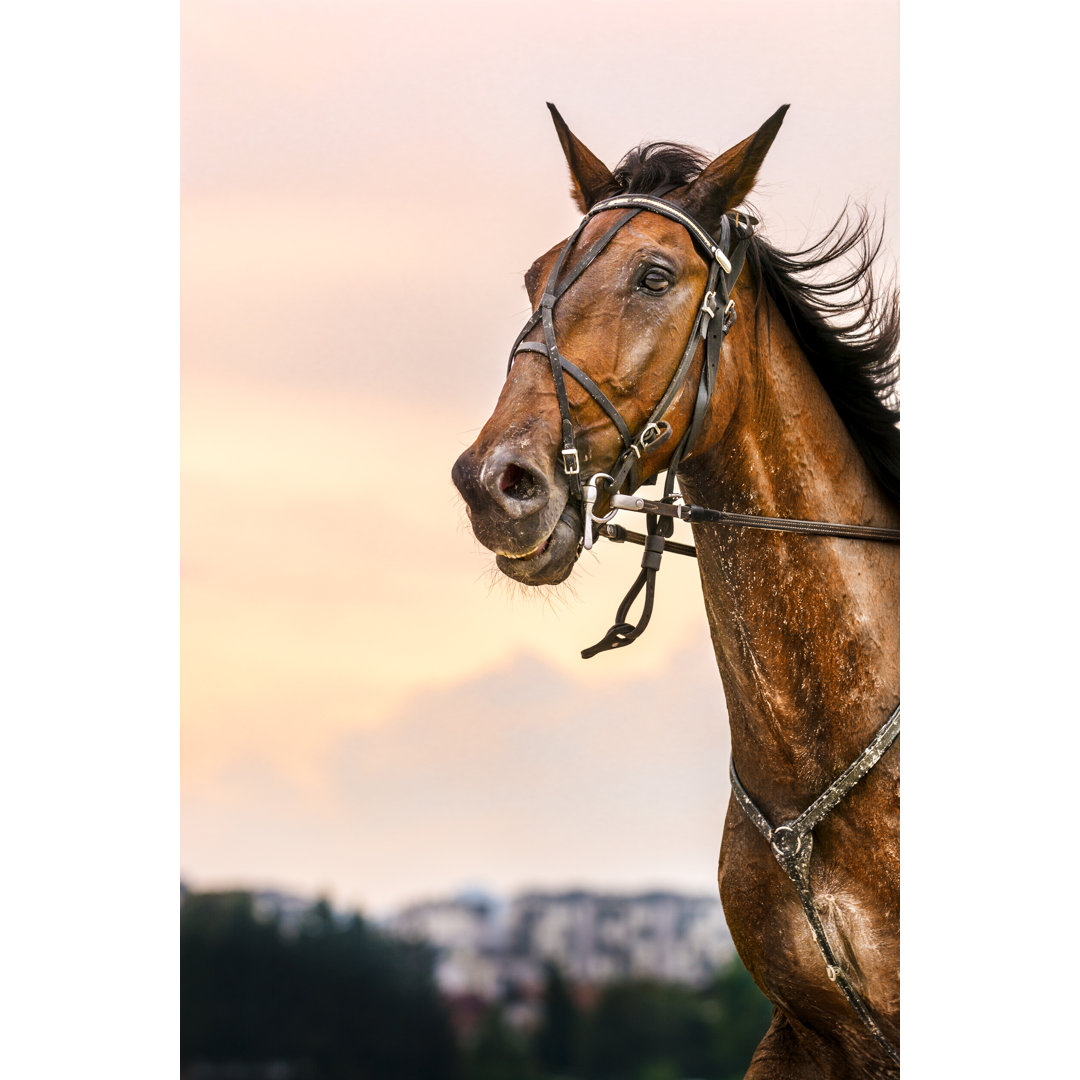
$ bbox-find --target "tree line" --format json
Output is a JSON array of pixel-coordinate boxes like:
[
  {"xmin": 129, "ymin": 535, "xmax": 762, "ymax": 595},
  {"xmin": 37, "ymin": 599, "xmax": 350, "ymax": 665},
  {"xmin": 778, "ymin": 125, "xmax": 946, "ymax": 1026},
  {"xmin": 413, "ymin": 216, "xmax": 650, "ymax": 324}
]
[{"xmin": 181, "ymin": 890, "xmax": 771, "ymax": 1080}]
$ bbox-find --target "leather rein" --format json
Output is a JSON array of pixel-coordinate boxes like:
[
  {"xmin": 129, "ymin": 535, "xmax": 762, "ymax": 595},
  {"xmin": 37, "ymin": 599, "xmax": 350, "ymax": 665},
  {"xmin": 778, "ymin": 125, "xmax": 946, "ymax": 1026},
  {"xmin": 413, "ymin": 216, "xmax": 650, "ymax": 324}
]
[{"xmin": 505, "ymin": 192, "xmax": 901, "ymax": 1064}]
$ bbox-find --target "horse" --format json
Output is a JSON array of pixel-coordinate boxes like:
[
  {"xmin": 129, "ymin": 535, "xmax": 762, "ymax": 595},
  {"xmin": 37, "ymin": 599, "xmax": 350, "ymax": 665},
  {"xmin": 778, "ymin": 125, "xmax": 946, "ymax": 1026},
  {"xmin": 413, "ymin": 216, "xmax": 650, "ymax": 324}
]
[{"xmin": 451, "ymin": 104, "xmax": 900, "ymax": 1079}]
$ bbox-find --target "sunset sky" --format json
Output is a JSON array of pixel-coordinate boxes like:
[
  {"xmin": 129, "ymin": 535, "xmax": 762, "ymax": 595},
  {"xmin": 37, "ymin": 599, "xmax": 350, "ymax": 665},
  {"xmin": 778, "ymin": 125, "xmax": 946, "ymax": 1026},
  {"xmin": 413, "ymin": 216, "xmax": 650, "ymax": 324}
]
[{"xmin": 180, "ymin": 0, "xmax": 898, "ymax": 915}]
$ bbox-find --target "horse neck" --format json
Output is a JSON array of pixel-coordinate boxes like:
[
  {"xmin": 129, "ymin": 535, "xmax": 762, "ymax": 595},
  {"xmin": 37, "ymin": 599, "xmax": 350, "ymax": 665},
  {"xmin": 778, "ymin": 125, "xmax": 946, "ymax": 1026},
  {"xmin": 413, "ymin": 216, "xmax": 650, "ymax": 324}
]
[{"xmin": 676, "ymin": 279, "xmax": 899, "ymax": 817}]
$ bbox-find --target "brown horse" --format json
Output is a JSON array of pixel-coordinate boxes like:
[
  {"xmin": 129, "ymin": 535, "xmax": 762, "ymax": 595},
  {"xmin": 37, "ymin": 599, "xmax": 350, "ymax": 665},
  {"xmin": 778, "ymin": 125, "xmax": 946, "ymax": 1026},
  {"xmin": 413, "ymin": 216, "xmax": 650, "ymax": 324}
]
[{"xmin": 451, "ymin": 105, "xmax": 899, "ymax": 1079}]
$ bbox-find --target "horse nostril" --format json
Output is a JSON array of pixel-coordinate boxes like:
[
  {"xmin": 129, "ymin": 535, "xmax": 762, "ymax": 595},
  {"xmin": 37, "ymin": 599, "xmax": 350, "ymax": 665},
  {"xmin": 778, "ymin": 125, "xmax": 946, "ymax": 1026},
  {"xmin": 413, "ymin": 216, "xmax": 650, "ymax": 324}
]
[
  {"xmin": 480, "ymin": 451, "xmax": 549, "ymax": 517},
  {"xmin": 498, "ymin": 462, "xmax": 542, "ymax": 502}
]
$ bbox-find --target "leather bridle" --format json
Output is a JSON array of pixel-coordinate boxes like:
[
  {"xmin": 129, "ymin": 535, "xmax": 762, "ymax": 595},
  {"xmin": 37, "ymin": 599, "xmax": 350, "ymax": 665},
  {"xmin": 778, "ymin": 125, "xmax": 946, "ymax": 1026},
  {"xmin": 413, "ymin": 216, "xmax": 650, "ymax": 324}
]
[
  {"xmin": 506, "ymin": 192, "xmax": 898, "ymax": 659},
  {"xmin": 508, "ymin": 192, "xmax": 753, "ymax": 505},
  {"xmin": 502, "ymin": 191, "xmax": 901, "ymax": 1064}
]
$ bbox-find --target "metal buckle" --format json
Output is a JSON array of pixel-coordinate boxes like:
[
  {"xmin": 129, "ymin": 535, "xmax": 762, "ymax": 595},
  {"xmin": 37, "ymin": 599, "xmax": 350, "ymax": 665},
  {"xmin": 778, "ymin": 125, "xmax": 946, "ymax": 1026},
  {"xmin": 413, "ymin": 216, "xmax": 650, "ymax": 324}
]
[
  {"xmin": 639, "ymin": 421, "xmax": 669, "ymax": 449},
  {"xmin": 722, "ymin": 298, "xmax": 737, "ymax": 332},
  {"xmin": 582, "ymin": 473, "xmax": 618, "ymax": 550},
  {"xmin": 700, "ymin": 291, "xmax": 718, "ymax": 320},
  {"xmin": 581, "ymin": 476, "xmax": 598, "ymax": 549},
  {"xmin": 771, "ymin": 824, "xmax": 802, "ymax": 859},
  {"xmin": 561, "ymin": 448, "xmax": 580, "ymax": 475}
]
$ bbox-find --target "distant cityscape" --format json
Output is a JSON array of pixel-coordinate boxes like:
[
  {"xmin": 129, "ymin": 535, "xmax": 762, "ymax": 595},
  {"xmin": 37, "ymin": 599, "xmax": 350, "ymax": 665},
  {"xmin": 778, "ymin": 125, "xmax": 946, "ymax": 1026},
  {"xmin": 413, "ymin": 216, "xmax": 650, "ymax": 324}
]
[{"xmin": 218, "ymin": 885, "xmax": 737, "ymax": 1035}]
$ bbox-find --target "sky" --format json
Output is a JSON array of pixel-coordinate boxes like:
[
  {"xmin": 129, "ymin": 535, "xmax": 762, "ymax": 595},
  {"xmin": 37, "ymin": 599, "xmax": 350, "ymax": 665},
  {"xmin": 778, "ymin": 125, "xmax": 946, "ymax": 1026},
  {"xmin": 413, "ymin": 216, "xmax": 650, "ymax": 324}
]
[{"xmin": 180, "ymin": 0, "xmax": 899, "ymax": 916}]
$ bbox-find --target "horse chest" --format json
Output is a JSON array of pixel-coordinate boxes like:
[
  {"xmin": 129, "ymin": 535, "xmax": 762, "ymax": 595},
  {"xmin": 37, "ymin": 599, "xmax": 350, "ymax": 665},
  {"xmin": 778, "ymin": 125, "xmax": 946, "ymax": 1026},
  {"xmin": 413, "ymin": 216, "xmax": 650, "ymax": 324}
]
[{"xmin": 718, "ymin": 801, "xmax": 899, "ymax": 1056}]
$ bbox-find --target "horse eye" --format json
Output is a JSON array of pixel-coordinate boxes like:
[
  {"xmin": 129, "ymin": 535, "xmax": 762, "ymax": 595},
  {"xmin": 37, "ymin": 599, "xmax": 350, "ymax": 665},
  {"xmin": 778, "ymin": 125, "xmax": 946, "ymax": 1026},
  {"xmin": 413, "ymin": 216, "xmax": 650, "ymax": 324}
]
[{"xmin": 641, "ymin": 269, "xmax": 672, "ymax": 293}]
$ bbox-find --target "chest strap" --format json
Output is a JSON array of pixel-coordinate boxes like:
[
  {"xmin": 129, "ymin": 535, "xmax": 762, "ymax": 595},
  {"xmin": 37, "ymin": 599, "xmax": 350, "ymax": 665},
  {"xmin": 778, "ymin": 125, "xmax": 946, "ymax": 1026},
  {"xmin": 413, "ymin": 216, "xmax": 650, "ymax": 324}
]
[{"xmin": 729, "ymin": 703, "xmax": 901, "ymax": 1064}]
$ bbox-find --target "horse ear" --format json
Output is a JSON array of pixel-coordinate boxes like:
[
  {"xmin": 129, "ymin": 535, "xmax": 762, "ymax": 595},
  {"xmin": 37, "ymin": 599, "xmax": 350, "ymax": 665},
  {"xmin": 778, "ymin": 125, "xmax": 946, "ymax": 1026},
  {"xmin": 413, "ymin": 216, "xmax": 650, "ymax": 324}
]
[
  {"xmin": 547, "ymin": 103, "xmax": 617, "ymax": 213},
  {"xmin": 681, "ymin": 105, "xmax": 790, "ymax": 231}
]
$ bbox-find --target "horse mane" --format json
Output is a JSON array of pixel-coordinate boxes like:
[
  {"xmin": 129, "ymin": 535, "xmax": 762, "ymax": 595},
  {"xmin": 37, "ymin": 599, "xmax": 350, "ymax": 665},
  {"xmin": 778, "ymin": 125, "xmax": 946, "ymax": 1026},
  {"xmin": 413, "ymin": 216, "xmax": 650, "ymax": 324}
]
[
  {"xmin": 611, "ymin": 142, "xmax": 711, "ymax": 195},
  {"xmin": 611, "ymin": 142, "xmax": 901, "ymax": 504}
]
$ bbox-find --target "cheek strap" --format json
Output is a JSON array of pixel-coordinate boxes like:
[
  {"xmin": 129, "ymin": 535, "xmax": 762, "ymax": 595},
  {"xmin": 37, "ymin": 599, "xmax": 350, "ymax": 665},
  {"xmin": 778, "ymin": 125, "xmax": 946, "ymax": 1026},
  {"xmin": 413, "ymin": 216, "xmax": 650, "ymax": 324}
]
[{"xmin": 582, "ymin": 214, "xmax": 756, "ymax": 660}]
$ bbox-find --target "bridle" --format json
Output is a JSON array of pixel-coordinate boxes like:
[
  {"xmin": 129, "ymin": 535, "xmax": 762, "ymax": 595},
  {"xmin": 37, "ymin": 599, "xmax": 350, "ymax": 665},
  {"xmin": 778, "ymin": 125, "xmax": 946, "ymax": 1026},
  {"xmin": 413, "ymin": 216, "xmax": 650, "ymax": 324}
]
[
  {"xmin": 506, "ymin": 191, "xmax": 899, "ymax": 659},
  {"xmin": 504, "ymin": 191, "xmax": 901, "ymax": 1064},
  {"xmin": 507, "ymin": 191, "xmax": 757, "ymax": 660},
  {"xmin": 508, "ymin": 191, "xmax": 751, "ymax": 507}
]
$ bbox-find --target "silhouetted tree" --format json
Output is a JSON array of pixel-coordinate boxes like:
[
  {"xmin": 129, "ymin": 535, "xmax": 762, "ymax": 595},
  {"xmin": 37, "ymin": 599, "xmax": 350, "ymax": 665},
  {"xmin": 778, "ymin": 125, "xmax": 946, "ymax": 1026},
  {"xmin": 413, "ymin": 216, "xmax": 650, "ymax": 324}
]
[
  {"xmin": 463, "ymin": 1007, "xmax": 541, "ymax": 1080},
  {"xmin": 698, "ymin": 959, "xmax": 774, "ymax": 1078},
  {"xmin": 582, "ymin": 979, "xmax": 700, "ymax": 1080},
  {"xmin": 181, "ymin": 891, "xmax": 772, "ymax": 1080},
  {"xmin": 533, "ymin": 961, "xmax": 580, "ymax": 1075},
  {"xmin": 181, "ymin": 890, "xmax": 459, "ymax": 1080},
  {"xmin": 579, "ymin": 957, "xmax": 771, "ymax": 1080}
]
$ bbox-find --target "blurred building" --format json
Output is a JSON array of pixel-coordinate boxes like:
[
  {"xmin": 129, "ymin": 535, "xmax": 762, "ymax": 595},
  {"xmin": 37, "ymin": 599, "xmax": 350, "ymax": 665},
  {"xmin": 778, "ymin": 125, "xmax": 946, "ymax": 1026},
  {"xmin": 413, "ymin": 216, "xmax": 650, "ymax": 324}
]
[
  {"xmin": 385, "ymin": 889, "xmax": 735, "ymax": 1007},
  {"xmin": 386, "ymin": 892, "xmax": 506, "ymax": 999},
  {"xmin": 508, "ymin": 890, "xmax": 734, "ymax": 986}
]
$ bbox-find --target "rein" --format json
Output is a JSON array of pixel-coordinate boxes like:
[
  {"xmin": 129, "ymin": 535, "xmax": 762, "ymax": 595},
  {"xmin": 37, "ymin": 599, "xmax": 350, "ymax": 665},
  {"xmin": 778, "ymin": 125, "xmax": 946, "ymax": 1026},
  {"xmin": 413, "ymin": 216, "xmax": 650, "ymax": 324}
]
[{"xmin": 586, "ymin": 485, "xmax": 901, "ymax": 550}]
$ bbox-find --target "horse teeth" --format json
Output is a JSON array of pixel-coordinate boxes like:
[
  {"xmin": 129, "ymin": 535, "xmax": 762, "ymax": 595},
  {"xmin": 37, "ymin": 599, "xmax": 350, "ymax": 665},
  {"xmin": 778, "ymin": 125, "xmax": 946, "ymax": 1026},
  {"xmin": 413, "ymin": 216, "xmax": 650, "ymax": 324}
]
[{"xmin": 500, "ymin": 532, "xmax": 553, "ymax": 560}]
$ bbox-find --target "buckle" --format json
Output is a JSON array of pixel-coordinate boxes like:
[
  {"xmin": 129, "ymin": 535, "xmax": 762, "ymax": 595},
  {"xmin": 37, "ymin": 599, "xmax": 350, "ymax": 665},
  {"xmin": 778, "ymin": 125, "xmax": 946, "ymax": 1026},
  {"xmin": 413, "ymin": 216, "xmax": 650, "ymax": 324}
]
[
  {"xmin": 771, "ymin": 824, "xmax": 803, "ymax": 859},
  {"xmin": 639, "ymin": 421, "xmax": 670, "ymax": 449},
  {"xmin": 722, "ymin": 298, "xmax": 737, "ymax": 332},
  {"xmin": 700, "ymin": 291, "xmax": 718, "ymax": 320},
  {"xmin": 581, "ymin": 473, "xmax": 617, "ymax": 551},
  {"xmin": 561, "ymin": 447, "xmax": 580, "ymax": 475}
]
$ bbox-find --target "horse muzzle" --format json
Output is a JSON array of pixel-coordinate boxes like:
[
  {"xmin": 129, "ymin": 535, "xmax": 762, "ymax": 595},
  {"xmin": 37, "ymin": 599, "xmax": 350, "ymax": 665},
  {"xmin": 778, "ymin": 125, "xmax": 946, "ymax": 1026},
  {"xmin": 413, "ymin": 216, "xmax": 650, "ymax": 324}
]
[{"xmin": 452, "ymin": 443, "xmax": 581, "ymax": 584}]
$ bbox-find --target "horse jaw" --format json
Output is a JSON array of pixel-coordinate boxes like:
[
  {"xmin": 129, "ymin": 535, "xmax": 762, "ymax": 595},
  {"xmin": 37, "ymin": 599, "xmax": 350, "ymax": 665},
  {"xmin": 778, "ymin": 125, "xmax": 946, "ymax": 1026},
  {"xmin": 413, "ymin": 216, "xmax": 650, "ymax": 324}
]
[{"xmin": 494, "ymin": 503, "xmax": 582, "ymax": 586}]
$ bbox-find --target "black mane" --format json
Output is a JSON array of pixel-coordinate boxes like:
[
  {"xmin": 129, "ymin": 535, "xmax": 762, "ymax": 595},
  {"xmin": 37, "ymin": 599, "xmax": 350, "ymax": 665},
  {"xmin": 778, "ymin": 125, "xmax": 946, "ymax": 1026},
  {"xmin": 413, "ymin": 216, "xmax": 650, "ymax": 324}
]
[
  {"xmin": 611, "ymin": 142, "xmax": 710, "ymax": 195},
  {"xmin": 610, "ymin": 142, "xmax": 900, "ymax": 504}
]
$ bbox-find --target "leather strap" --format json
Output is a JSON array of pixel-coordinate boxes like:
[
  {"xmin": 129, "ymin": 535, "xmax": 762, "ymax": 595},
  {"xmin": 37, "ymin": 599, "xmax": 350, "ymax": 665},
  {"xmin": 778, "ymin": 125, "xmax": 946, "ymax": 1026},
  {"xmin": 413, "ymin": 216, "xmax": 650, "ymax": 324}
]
[
  {"xmin": 582, "ymin": 454, "xmax": 683, "ymax": 658},
  {"xmin": 605, "ymin": 256, "xmax": 723, "ymax": 494},
  {"xmin": 516, "ymin": 342, "xmax": 633, "ymax": 451},
  {"xmin": 508, "ymin": 208, "xmax": 642, "ymax": 369},
  {"xmin": 729, "ymin": 704, "xmax": 901, "ymax": 1063},
  {"xmin": 608, "ymin": 494, "xmax": 901, "ymax": 544}
]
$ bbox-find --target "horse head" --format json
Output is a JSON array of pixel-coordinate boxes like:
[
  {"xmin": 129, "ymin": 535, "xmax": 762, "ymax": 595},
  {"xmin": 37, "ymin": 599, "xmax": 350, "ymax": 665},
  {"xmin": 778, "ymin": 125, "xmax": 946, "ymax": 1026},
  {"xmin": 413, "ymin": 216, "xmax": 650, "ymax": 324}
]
[{"xmin": 451, "ymin": 104, "xmax": 788, "ymax": 586}]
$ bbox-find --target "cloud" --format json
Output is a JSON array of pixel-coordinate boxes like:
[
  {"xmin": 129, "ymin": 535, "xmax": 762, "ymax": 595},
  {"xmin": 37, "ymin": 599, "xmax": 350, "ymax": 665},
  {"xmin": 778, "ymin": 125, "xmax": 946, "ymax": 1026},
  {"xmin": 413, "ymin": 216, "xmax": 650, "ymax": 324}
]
[
  {"xmin": 183, "ymin": 636, "xmax": 734, "ymax": 913},
  {"xmin": 182, "ymin": 367, "xmax": 716, "ymax": 789}
]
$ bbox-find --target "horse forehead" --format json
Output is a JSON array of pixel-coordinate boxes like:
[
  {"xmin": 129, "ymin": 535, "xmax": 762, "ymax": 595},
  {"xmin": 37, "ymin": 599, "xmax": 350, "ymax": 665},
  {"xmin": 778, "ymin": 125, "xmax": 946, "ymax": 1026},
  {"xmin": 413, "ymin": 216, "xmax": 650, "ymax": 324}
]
[
  {"xmin": 578, "ymin": 208, "xmax": 698, "ymax": 263},
  {"xmin": 526, "ymin": 210, "xmax": 700, "ymax": 292}
]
